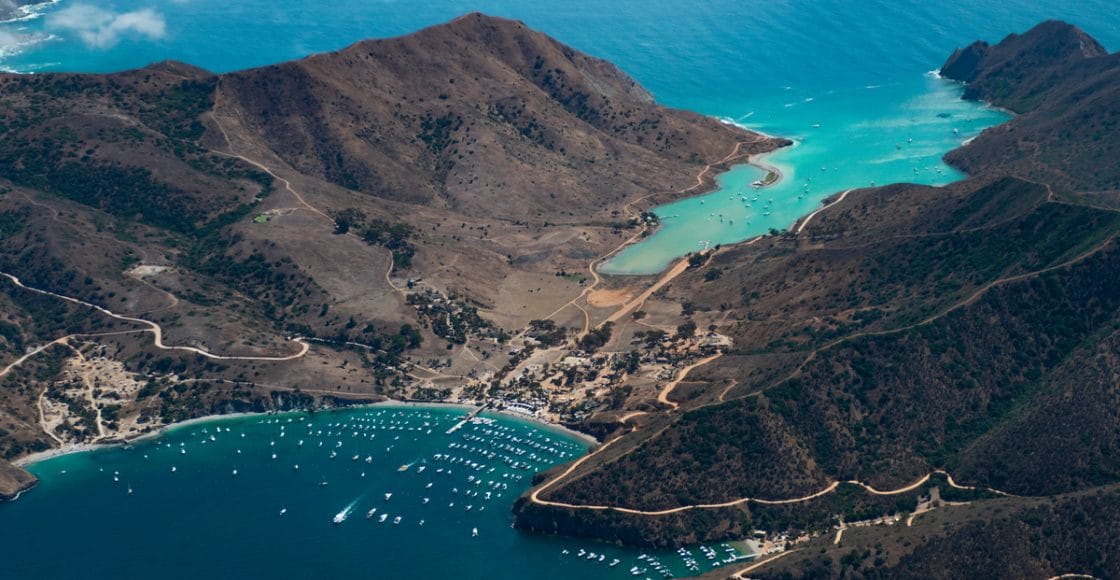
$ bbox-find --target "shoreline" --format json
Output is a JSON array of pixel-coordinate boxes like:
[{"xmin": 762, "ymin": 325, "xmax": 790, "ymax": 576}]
[
  {"xmin": 13, "ymin": 399, "xmax": 598, "ymax": 471},
  {"xmin": 598, "ymin": 143, "xmax": 790, "ymax": 277}
]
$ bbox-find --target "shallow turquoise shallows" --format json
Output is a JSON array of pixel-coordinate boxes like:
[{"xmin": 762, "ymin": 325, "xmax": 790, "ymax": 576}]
[{"xmin": 2, "ymin": 1, "xmax": 1120, "ymax": 578}]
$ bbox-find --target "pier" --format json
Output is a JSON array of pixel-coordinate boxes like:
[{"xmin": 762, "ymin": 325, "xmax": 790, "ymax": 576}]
[{"xmin": 446, "ymin": 403, "xmax": 491, "ymax": 435}]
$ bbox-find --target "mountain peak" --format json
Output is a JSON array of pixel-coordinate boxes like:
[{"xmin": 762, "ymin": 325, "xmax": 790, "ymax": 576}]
[{"xmin": 940, "ymin": 20, "xmax": 1109, "ymax": 111}]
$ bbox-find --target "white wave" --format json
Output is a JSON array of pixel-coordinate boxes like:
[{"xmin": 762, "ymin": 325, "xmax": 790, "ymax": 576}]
[
  {"xmin": 0, "ymin": 29, "xmax": 53, "ymax": 61},
  {"xmin": 1, "ymin": 0, "xmax": 61, "ymax": 24}
]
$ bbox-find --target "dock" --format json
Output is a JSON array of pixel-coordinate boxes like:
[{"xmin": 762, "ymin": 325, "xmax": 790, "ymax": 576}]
[{"xmin": 446, "ymin": 403, "xmax": 490, "ymax": 435}]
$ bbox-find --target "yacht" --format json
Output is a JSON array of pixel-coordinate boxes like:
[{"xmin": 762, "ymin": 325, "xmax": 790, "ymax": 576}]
[
  {"xmin": 366, "ymin": 508, "xmax": 377, "ymax": 519},
  {"xmin": 384, "ymin": 492, "xmax": 393, "ymax": 501},
  {"xmin": 393, "ymin": 516, "xmax": 401, "ymax": 525},
  {"xmin": 378, "ymin": 513, "xmax": 389, "ymax": 523},
  {"xmin": 472, "ymin": 527, "xmax": 479, "ymax": 537}
]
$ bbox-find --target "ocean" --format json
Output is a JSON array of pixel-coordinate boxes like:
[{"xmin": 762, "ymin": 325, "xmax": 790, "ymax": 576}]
[
  {"xmin": 4, "ymin": 406, "xmax": 738, "ymax": 579},
  {"xmin": 1, "ymin": 1, "xmax": 1118, "ymax": 577}
]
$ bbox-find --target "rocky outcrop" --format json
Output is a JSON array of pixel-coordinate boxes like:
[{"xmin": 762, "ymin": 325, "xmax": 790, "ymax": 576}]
[{"xmin": 0, "ymin": 460, "xmax": 36, "ymax": 501}]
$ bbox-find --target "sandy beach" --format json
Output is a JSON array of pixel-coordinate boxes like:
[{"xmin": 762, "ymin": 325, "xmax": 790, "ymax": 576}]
[{"xmin": 13, "ymin": 400, "xmax": 598, "ymax": 470}]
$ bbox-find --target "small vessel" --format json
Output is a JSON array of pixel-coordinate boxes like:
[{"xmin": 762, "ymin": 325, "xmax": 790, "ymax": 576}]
[
  {"xmin": 384, "ymin": 492, "xmax": 393, "ymax": 501},
  {"xmin": 393, "ymin": 516, "xmax": 401, "ymax": 525},
  {"xmin": 366, "ymin": 508, "xmax": 377, "ymax": 519},
  {"xmin": 333, "ymin": 505, "xmax": 353, "ymax": 525},
  {"xmin": 422, "ymin": 497, "xmax": 430, "ymax": 504},
  {"xmin": 610, "ymin": 559, "xmax": 620, "ymax": 567},
  {"xmin": 279, "ymin": 508, "xmax": 287, "ymax": 516},
  {"xmin": 352, "ymin": 455, "xmax": 360, "ymax": 461},
  {"xmin": 232, "ymin": 469, "xmax": 238, "ymax": 476},
  {"xmin": 472, "ymin": 527, "xmax": 479, "ymax": 538},
  {"xmin": 378, "ymin": 514, "xmax": 389, "ymax": 523},
  {"xmin": 170, "ymin": 466, "xmax": 176, "ymax": 473},
  {"xmin": 127, "ymin": 486, "xmax": 133, "ymax": 496}
]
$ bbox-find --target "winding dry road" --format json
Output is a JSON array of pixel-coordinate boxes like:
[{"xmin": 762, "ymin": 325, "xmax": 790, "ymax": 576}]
[{"xmin": 0, "ymin": 273, "xmax": 309, "ymax": 362}]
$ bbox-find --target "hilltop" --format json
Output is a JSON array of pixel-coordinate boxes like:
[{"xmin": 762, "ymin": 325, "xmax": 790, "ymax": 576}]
[{"xmin": 0, "ymin": 14, "xmax": 781, "ymax": 487}]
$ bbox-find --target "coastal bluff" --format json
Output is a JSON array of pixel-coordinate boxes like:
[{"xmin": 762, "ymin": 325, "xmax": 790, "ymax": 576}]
[{"xmin": 0, "ymin": 460, "xmax": 36, "ymax": 501}]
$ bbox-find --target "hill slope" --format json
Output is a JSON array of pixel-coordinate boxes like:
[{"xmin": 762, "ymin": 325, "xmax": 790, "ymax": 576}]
[
  {"xmin": 515, "ymin": 22, "xmax": 1120, "ymax": 572},
  {"xmin": 0, "ymin": 14, "xmax": 781, "ymax": 483}
]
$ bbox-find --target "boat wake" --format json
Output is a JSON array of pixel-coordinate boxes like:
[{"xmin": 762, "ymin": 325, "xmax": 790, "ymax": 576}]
[{"xmin": 333, "ymin": 498, "xmax": 359, "ymax": 525}]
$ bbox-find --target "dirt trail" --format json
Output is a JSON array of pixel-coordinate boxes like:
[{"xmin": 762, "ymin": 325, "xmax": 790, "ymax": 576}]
[
  {"xmin": 0, "ymin": 273, "xmax": 309, "ymax": 362},
  {"xmin": 529, "ymin": 465, "xmax": 1009, "ymax": 516},
  {"xmin": 657, "ymin": 353, "xmax": 722, "ymax": 410},
  {"xmin": 795, "ymin": 188, "xmax": 854, "ymax": 234},
  {"xmin": 211, "ymin": 83, "xmax": 408, "ymax": 299}
]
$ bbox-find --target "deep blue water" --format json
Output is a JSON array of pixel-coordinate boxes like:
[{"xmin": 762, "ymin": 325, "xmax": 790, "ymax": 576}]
[
  {"xmin": 2, "ymin": 407, "xmax": 742, "ymax": 579},
  {"xmin": 1, "ymin": 1, "xmax": 1119, "ymax": 577}
]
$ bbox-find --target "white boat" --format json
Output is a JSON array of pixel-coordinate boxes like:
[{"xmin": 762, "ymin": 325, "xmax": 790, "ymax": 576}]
[
  {"xmin": 279, "ymin": 508, "xmax": 287, "ymax": 516},
  {"xmin": 366, "ymin": 508, "xmax": 377, "ymax": 519},
  {"xmin": 610, "ymin": 559, "xmax": 620, "ymax": 567},
  {"xmin": 384, "ymin": 492, "xmax": 393, "ymax": 501},
  {"xmin": 333, "ymin": 505, "xmax": 353, "ymax": 525},
  {"xmin": 378, "ymin": 513, "xmax": 388, "ymax": 523},
  {"xmin": 352, "ymin": 455, "xmax": 360, "ymax": 461},
  {"xmin": 472, "ymin": 527, "xmax": 479, "ymax": 537},
  {"xmin": 393, "ymin": 516, "xmax": 401, "ymax": 525}
]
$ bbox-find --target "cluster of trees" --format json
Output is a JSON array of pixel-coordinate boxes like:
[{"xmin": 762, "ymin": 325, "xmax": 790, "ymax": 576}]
[{"xmin": 333, "ymin": 208, "xmax": 417, "ymax": 268}]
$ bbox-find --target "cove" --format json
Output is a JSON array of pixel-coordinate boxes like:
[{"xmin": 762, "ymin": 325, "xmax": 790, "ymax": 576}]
[
  {"xmin": 0, "ymin": 406, "xmax": 755, "ymax": 578},
  {"xmin": 600, "ymin": 74, "xmax": 1011, "ymax": 275}
]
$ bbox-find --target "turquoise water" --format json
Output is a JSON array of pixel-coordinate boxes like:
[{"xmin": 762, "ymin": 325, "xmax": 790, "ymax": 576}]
[
  {"xmin": 2, "ymin": 1, "xmax": 1120, "ymax": 577},
  {"xmin": 0, "ymin": 407, "xmax": 747, "ymax": 578},
  {"xmin": 1, "ymin": 2, "xmax": 1117, "ymax": 273},
  {"xmin": 602, "ymin": 78, "xmax": 1011, "ymax": 273}
]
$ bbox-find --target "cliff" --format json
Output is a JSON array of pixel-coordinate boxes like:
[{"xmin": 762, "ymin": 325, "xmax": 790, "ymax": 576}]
[
  {"xmin": 0, "ymin": 460, "xmax": 36, "ymax": 501},
  {"xmin": 941, "ymin": 21, "xmax": 1120, "ymax": 196}
]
